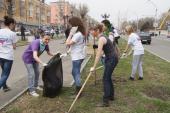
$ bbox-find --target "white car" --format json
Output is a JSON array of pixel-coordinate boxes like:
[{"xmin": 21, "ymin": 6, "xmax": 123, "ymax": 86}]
[{"xmin": 15, "ymin": 30, "xmax": 31, "ymax": 36}]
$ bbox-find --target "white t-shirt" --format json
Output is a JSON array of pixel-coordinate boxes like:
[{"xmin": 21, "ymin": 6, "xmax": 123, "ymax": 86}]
[
  {"xmin": 108, "ymin": 34, "xmax": 114, "ymax": 42},
  {"xmin": 113, "ymin": 29, "xmax": 119, "ymax": 37},
  {"xmin": 0, "ymin": 28, "xmax": 17, "ymax": 60},
  {"xmin": 50, "ymin": 29, "xmax": 55, "ymax": 34},
  {"xmin": 70, "ymin": 32, "xmax": 86, "ymax": 60},
  {"xmin": 128, "ymin": 33, "xmax": 144, "ymax": 55}
]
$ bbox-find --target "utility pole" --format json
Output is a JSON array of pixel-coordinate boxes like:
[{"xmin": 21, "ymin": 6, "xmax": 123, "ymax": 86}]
[
  {"xmin": 39, "ymin": 4, "xmax": 41, "ymax": 28},
  {"xmin": 148, "ymin": 0, "xmax": 158, "ymax": 37}
]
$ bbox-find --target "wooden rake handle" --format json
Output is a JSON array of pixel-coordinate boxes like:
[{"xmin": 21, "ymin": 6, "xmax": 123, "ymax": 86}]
[{"xmin": 67, "ymin": 66, "xmax": 103, "ymax": 113}]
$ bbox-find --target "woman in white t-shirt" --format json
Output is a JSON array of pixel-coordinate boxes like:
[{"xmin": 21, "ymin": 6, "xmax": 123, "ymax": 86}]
[
  {"xmin": 0, "ymin": 16, "xmax": 17, "ymax": 92},
  {"xmin": 66, "ymin": 17, "xmax": 86, "ymax": 95},
  {"xmin": 123, "ymin": 25, "xmax": 144, "ymax": 80}
]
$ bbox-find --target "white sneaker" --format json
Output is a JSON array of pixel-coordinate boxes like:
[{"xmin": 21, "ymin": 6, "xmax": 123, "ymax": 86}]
[
  {"xmin": 36, "ymin": 86, "xmax": 43, "ymax": 91},
  {"xmin": 30, "ymin": 91, "xmax": 39, "ymax": 97}
]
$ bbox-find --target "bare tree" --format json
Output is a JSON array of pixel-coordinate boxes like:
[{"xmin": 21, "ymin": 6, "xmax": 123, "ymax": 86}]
[
  {"xmin": 78, "ymin": 4, "xmax": 89, "ymax": 36},
  {"xmin": 78, "ymin": 4, "xmax": 89, "ymax": 20}
]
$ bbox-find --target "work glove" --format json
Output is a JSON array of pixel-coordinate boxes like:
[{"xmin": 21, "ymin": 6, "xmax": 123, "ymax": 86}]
[
  {"xmin": 60, "ymin": 53, "xmax": 67, "ymax": 58},
  {"xmin": 66, "ymin": 48, "xmax": 71, "ymax": 55},
  {"xmin": 121, "ymin": 53, "xmax": 127, "ymax": 59},
  {"xmin": 90, "ymin": 67, "xmax": 95, "ymax": 72},
  {"xmin": 42, "ymin": 63, "xmax": 48, "ymax": 67}
]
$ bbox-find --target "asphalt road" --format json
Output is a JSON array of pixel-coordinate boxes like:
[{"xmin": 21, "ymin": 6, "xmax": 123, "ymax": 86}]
[{"xmin": 143, "ymin": 36, "xmax": 170, "ymax": 62}]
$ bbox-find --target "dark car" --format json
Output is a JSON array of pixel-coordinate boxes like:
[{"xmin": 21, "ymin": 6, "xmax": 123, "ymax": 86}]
[
  {"xmin": 149, "ymin": 32, "xmax": 158, "ymax": 37},
  {"xmin": 138, "ymin": 31, "xmax": 151, "ymax": 44}
]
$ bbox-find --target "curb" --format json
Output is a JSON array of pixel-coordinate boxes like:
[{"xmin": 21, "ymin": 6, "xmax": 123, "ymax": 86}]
[{"xmin": 0, "ymin": 88, "xmax": 28, "ymax": 111}]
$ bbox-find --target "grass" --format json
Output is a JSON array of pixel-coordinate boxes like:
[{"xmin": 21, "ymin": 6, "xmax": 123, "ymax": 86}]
[
  {"xmin": 1, "ymin": 39, "xmax": 170, "ymax": 113},
  {"xmin": 16, "ymin": 39, "xmax": 29, "ymax": 47}
]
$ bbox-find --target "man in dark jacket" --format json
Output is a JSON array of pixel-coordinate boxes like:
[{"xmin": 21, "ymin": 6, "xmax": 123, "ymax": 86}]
[{"xmin": 21, "ymin": 25, "xmax": 26, "ymax": 41}]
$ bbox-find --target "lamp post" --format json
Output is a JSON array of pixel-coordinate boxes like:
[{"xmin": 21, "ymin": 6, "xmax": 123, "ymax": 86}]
[
  {"xmin": 63, "ymin": 15, "xmax": 69, "ymax": 29},
  {"xmin": 148, "ymin": 0, "xmax": 158, "ymax": 37},
  {"xmin": 101, "ymin": 13, "xmax": 110, "ymax": 20}
]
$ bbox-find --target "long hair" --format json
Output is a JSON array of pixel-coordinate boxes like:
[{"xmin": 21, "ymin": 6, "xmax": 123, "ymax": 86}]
[{"xmin": 68, "ymin": 16, "xmax": 86, "ymax": 36}]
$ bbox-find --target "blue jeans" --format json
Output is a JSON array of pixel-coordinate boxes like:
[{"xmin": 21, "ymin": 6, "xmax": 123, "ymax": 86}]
[
  {"xmin": 72, "ymin": 59, "xmax": 84, "ymax": 87},
  {"xmin": 103, "ymin": 56, "xmax": 118, "ymax": 102},
  {"xmin": 24, "ymin": 62, "xmax": 39, "ymax": 92},
  {"xmin": 0, "ymin": 58, "xmax": 13, "ymax": 89}
]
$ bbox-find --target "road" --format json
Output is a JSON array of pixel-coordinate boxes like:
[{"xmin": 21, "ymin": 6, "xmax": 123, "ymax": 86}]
[{"xmin": 144, "ymin": 36, "xmax": 170, "ymax": 62}]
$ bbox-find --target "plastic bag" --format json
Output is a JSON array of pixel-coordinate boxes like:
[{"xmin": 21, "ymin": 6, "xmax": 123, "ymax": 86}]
[{"xmin": 42, "ymin": 53, "xmax": 63, "ymax": 98}]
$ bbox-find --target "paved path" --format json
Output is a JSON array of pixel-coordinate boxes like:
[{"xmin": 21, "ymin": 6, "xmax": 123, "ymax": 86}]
[{"xmin": 0, "ymin": 38, "xmax": 89, "ymax": 109}]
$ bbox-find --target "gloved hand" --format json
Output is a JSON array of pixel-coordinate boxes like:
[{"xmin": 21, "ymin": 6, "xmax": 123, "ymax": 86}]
[
  {"xmin": 93, "ymin": 44, "xmax": 98, "ymax": 49},
  {"xmin": 42, "ymin": 63, "xmax": 48, "ymax": 67},
  {"xmin": 66, "ymin": 48, "xmax": 71, "ymax": 55},
  {"xmin": 121, "ymin": 53, "xmax": 127, "ymax": 58},
  {"xmin": 90, "ymin": 67, "xmax": 95, "ymax": 72},
  {"xmin": 60, "ymin": 53, "xmax": 67, "ymax": 58}
]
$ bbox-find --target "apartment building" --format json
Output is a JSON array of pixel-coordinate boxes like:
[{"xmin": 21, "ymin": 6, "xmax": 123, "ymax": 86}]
[
  {"xmin": 0, "ymin": 0, "xmax": 51, "ymax": 28},
  {"xmin": 50, "ymin": 0, "xmax": 75, "ymax": 26}
]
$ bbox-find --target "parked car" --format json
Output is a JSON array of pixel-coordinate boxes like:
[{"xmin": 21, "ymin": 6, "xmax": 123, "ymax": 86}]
[
  {"xmin": 15, "ymin": 30, "xmax": 31, "ymax": 36},
  {"xmin": 149, "ymin": 32, "xmax": 158, "ymax": 37},
  {"xmin": 138, "ymin": 31, "xmax": 151, "ymax": 44}
]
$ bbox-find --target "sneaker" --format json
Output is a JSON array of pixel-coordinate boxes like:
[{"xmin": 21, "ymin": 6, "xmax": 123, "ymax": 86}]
[
  {"xmin": 36, "ymin": 86, "xmax": 43, "ymax": 91},
  {"xmin": 30, "ymin": 91, "xmax": 39, "ymax": 97},
  {"xmin": 129, "ymin": 76, "xmax": 134, "ymax": 81},
  {"xmin": 3, "ymin": 86, "xmax": 11, "ymax": 92},
  {"xmin": 138, "ymin": 77, "xmax": 143, "ymax": 80}
]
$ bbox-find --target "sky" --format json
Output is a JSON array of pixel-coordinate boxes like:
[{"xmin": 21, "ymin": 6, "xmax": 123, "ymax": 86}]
[{"xmin": 46, "ymin": 0, "xmax": 170, "ymax": 27}]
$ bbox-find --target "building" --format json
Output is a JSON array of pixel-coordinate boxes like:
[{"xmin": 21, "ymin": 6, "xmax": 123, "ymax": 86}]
[
  {"xmin": 0, "ymin": 0, "xmax": 51, "ymax": 28},
  {"xmin": 50, "ymin": 0, "xmax": 78, "ymax": 28}
]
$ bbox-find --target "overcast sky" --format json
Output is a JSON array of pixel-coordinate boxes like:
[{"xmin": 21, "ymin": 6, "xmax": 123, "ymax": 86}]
[{"xmin": 46, "ymin": 0, "xmax": 170, "ymax": 27}]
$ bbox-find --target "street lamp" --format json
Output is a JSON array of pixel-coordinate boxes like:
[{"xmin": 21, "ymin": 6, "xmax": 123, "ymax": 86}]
[
  {"xmin": 63, "ymin": 15, "xmax": 69, "ymax": 29},
  {"xmin": 101, "ymin": 13, "xmax": 110, "ymax": 20},
  {"xmin": 147, "ymin": 0, "xmax": 158, "ymax": 37}
]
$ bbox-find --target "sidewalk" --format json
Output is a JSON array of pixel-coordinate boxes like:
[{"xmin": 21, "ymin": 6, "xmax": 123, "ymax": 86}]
[{"xmin": 0, "ymin": 37, "xmax": 90, "ymax": 110}]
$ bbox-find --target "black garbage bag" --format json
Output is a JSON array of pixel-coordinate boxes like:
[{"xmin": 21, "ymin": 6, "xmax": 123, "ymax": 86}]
[{"xmin": 42, "ymin": 53, "xmax": 63, "ymax": 98}]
